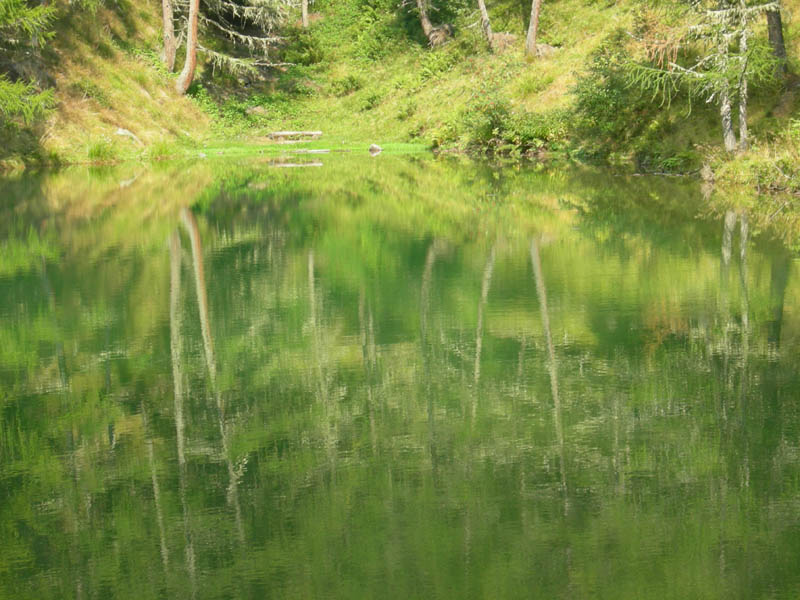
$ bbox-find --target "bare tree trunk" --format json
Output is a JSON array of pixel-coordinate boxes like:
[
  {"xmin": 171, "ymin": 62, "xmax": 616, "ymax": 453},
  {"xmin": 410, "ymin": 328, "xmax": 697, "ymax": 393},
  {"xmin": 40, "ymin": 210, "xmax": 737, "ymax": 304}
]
[
  {"xmin": 720, "ymin": 84, "xmax": 737, "ymax": 152},
  {"xmin": 301, "ymin": 0, "xmax": 309, "ymax": 28},
  {"xmin": 766, "ymin": 5, "xmax": 787, "ymax": 76},
  {"xmin": 738, "ymin": 27, "xmax": 749, "ymax": 151},
  {"xmin": 176, "ymin": 0, "xmax": 200, "ymax": 94},
  {"xmin": 162, "ymin": 0, "xmax": 176, "ymax": 71},
  {"xmin": 476, "ymin": 0, "xmax": 494, "ymax": 51},
  {"xmin": 415, "ymin": 0, "xmax": 435, "ymax": 41},
  {"xmin": 525, "ymin": 0, "xmax": 542, "ymax": 56}
]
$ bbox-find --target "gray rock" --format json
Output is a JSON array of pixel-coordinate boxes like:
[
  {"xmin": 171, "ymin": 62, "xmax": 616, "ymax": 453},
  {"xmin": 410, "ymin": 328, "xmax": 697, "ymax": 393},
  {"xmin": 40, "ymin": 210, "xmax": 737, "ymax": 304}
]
[
  {"xmin": 369, "ymin": 144, "xmax": 382, "ymax": 156},
  {"xmin": 115, "ymin": 127, "xmax": 143, "ymax": 146}
]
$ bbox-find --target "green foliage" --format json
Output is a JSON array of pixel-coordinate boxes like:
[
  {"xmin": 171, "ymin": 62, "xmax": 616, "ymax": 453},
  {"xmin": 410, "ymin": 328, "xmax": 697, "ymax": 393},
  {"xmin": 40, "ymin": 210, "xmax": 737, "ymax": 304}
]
[
  {"xmin": 282, "ymin": 27, "xmax": 325, "ymax": 65},
  {"xmin": 0, "ymin": 0, "xmax": 57, "ymax": 127},
  {"xmin": 0, "ymin": 76, "xmax": 54, "ymax": 125},
  {"xmin": 67, "ymin": 79, "xmax": 110, "ymax": 107},
  {"xmin": 418, "ymin": 45, "xmax": 460, "ymax": 82},
  {"xmin": 87, "ymin": 138, "xmax": 116, "ymax": 162},
  {"xmin": 0, "ymin": 226, "xmax": 59, "ymax": 276},
  {"xmin": 360, "ymin": 90, "xmax": 383, "ymax": 111},
  {"xmin": 516, "ymin": 71, "xmax": 555, "ymax": 96},
  {"xmin": 329, "ymin": 74, "xmax": 363, "ymax": 96},
  {"xmin": 457, "ymin": 90, "xmax": 568, "ymax": 154},
  {"xmin": 0, "ymin": 0, "xmax": 57, "ymax": 40},
  {"xmin": 351, "ymin": 6, "xmax": 396, "ymax": 61},
  {"xmin": 572, "ymin": 30, "xmax": 655, "ymax": 157}
]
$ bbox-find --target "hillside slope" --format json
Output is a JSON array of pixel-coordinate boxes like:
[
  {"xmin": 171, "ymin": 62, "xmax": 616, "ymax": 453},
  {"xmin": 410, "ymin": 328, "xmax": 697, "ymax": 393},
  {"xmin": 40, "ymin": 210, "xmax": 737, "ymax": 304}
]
[{"xmin": 2, "ymin": 0, "xmax": 212, "ymax": 167}]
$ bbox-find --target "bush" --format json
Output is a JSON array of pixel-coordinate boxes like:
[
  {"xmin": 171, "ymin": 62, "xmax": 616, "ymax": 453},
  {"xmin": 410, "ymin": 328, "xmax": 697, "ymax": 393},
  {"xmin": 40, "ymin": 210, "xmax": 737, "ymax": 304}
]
[
  {"xmin": 458, "ymin": 91, "xmax": 568, "ymax": 155},
  {"xmin": 572, "ymin": 29, "xmax": 655, "ymax": 157},
  {"xmin": 329, "ymin": 74, "xmax": 363, "ymax": 96},
  {"xmin": 282, "ymin": 28, "xmax": 324, "ymax": 65}
]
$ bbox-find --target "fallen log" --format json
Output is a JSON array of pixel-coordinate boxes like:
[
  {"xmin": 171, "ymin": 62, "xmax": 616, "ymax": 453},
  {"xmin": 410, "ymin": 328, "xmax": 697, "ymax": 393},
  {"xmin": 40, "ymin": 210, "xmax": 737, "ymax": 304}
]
[
  {"xmin": 269, "ymin": 161, "xmax": 324, "ymax": 168},
  {"xmin": 268, "ymin": 131, "xmax": 322, "ymax": 140}
]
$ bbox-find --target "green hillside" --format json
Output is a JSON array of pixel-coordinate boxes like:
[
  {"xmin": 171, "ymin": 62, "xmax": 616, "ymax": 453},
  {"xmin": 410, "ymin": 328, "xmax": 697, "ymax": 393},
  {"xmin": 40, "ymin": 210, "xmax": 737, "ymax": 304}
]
[{"xmin": 1, "ymin": 0, "xmax": 799, "ymax": 191}]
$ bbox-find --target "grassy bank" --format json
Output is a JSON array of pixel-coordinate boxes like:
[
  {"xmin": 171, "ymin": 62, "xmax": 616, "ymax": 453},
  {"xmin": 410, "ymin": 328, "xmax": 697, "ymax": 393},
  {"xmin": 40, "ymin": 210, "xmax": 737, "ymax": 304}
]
[{"xmin": 1, "ymin": 0, "xmax": 799, "ymax": 196}]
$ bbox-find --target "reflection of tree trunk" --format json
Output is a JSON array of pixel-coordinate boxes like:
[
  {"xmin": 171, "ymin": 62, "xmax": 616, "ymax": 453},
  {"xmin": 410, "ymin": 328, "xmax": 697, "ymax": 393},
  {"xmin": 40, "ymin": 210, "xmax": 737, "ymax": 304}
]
[
  {"xmin": 720, "ymin": 211, "xmax": 736, "ymax": 353},
  {"xmin": 359, "ymin": 289, "xmax": 378, "ymax": 455},
  {"xmin": 309, "ymin": 251, "xmax": 335, "ymax": 468},
  {"xmin": 181, "ymin": 209, "xmax": 217, "ymax": 384},
  {"xmin": 141, "ymin": 401, "xmax": 170, "ymax": 571},
  {"xmin": 40, "ymin": 258, "xmax": 68, "ymax": 390},
  {"xmin": 420, "ymin": 242, "xmax": 439, "ymax": 477},
  {"xmin": 169, "ymin": 232, "xmax": 196, "ymax": 598},
  {"xmin": 180, "ymin": 210, "xmax": 245, "ymax": 544},
  {"xmin": 530, "ymin": 238, "xmax": 567, "ymax": 514},
  {"xmin": 737, "ymin": 213, "xmax": 749, "ymax": 332},
  {"xmin": 767, "ymin": 249, "xmax": 791, "ymax": 348},
  {"xmin": 473, "ymin": 245, "xmax": 496, "ymax": 417},
  {"xmin": 719, "ymin": 211, "xmax": 737, "ymax": 411}
]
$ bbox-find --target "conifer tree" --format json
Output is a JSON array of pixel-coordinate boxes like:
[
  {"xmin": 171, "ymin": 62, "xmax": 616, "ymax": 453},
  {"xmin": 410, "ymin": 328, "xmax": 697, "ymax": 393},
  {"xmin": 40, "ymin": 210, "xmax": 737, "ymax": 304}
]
[
  {"xmin": 0, "ymin": 0, "xmax": 57, "ymax": 124},
  {"xmin": 170, "ymin": 0, "xmax": 290, "ymax": 95},
  {"xmin": 629, "ymin": 0, "xmax": 781, "ymax": 152}
]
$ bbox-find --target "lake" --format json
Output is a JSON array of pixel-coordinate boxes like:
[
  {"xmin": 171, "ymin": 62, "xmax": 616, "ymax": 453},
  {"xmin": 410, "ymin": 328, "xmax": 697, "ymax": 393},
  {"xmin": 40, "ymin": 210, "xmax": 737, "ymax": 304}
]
[{"xmin": 1, "ymin": 153, "xmax": 798, "ymax": 599}]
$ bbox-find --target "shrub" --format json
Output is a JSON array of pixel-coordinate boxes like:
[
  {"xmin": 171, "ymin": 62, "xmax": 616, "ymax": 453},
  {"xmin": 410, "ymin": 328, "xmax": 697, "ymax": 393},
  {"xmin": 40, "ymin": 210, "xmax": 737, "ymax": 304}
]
[
  {"xmin": 282, "ymin": 28, "xmax": 324, "ymax": 65},
  {"xmin": 329, "ymin": 74, "xmax": 363, "ymax": 96},
  {"xmin": 572, "ymin": 29, "xmax": 655, "ymax": 157}
]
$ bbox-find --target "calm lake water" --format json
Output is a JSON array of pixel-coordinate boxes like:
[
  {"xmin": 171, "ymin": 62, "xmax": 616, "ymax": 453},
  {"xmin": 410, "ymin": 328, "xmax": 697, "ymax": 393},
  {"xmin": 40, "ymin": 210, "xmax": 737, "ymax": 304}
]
[{"xmin": 1, "ymin": 154, "xmax": 798, "ymax": 599}]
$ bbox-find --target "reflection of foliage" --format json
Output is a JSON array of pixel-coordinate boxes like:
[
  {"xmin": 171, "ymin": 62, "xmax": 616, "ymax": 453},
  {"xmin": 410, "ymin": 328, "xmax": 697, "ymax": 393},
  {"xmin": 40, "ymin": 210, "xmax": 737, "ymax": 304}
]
[
  {"xmin": 0, "ymin": 156, "xmax": 799, "ymax": 599},
  {"xmin": 0, "ymin": 227, "xmax": 59, "ymax": 276}
]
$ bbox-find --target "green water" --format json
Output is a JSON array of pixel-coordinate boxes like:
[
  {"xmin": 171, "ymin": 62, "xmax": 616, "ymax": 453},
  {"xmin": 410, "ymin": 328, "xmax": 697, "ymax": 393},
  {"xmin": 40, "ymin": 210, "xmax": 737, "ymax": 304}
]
[{"xmin": 1, "ymin": 155, "xmax": 799, "ymax": 599}]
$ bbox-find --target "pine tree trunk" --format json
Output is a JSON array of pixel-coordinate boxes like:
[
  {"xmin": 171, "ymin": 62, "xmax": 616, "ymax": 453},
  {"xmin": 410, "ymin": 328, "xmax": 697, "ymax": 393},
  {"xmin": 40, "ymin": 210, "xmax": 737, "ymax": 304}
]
[
  {"xmin": 302, "ymin": 0, "xmax": 309, "ymax": 28},
  {"xmin": 720, "ymin": 84, "xmax": 737, "ymax": 152},
  {"xmin": 476, "ymin": 0, "xmax": 494, "ymax": 51},
  {"xmin": 766, "ymin": 5, "xmax": 787, "ymax": 75},
  {"xmin": 738, "ymin": 76, "xmax": 748, "ymax": 151},
  {"xmin": 525, "ymin": 0, "xmax": 542, "ymax": 56},
  {"xmin": 415, "ymin": 0, "xmax": 435, "ymax": 41},
  {"xmin": 175, "ymin": 0, "xmax": 200, "ymax": 95},
  {"xmin": 162, "ymin": 0, "xmax": 176, "ymax": 71},
  {"xmin": 738, "ymin": 27, "xmax": 749, "ymax": 151}
]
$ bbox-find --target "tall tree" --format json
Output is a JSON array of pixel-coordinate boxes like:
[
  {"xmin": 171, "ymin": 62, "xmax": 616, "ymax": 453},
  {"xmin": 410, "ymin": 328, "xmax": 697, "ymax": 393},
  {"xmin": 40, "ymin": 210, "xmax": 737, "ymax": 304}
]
[
  {"xmin": 476, "ymin": 0, "xmax": 494, "ymax": 51},
  {"xmin": 175, "ymin": 0, "xmax": 200, "ymax": 94},
  {"xmin": 0, "ymin": 0, "xmax": 56, "ymax": 123},
  {"xmin": 171, "ymin": 0, "xmax": 289, "ymax": 94},
  {"xmin": 162, "ymin": 0, "xmax": 177, "ymax": 72},
  {"xmin": 413, "ymin": 0, "xmax": 451, "ymax": 46},
  {"xmin": 766, "ymin": 3, "xmax": 787, "ymax": 76},
  {"xmin": 630, "ymin": 0, "xmax": 779, "ymax": 152},
  {"xmin": 302, "ymin": 0, "xmax": 309, "ymax": 27},
  {"xmin": 525, "ymin": 0, "xmax": 543, "ymax": 56}
]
